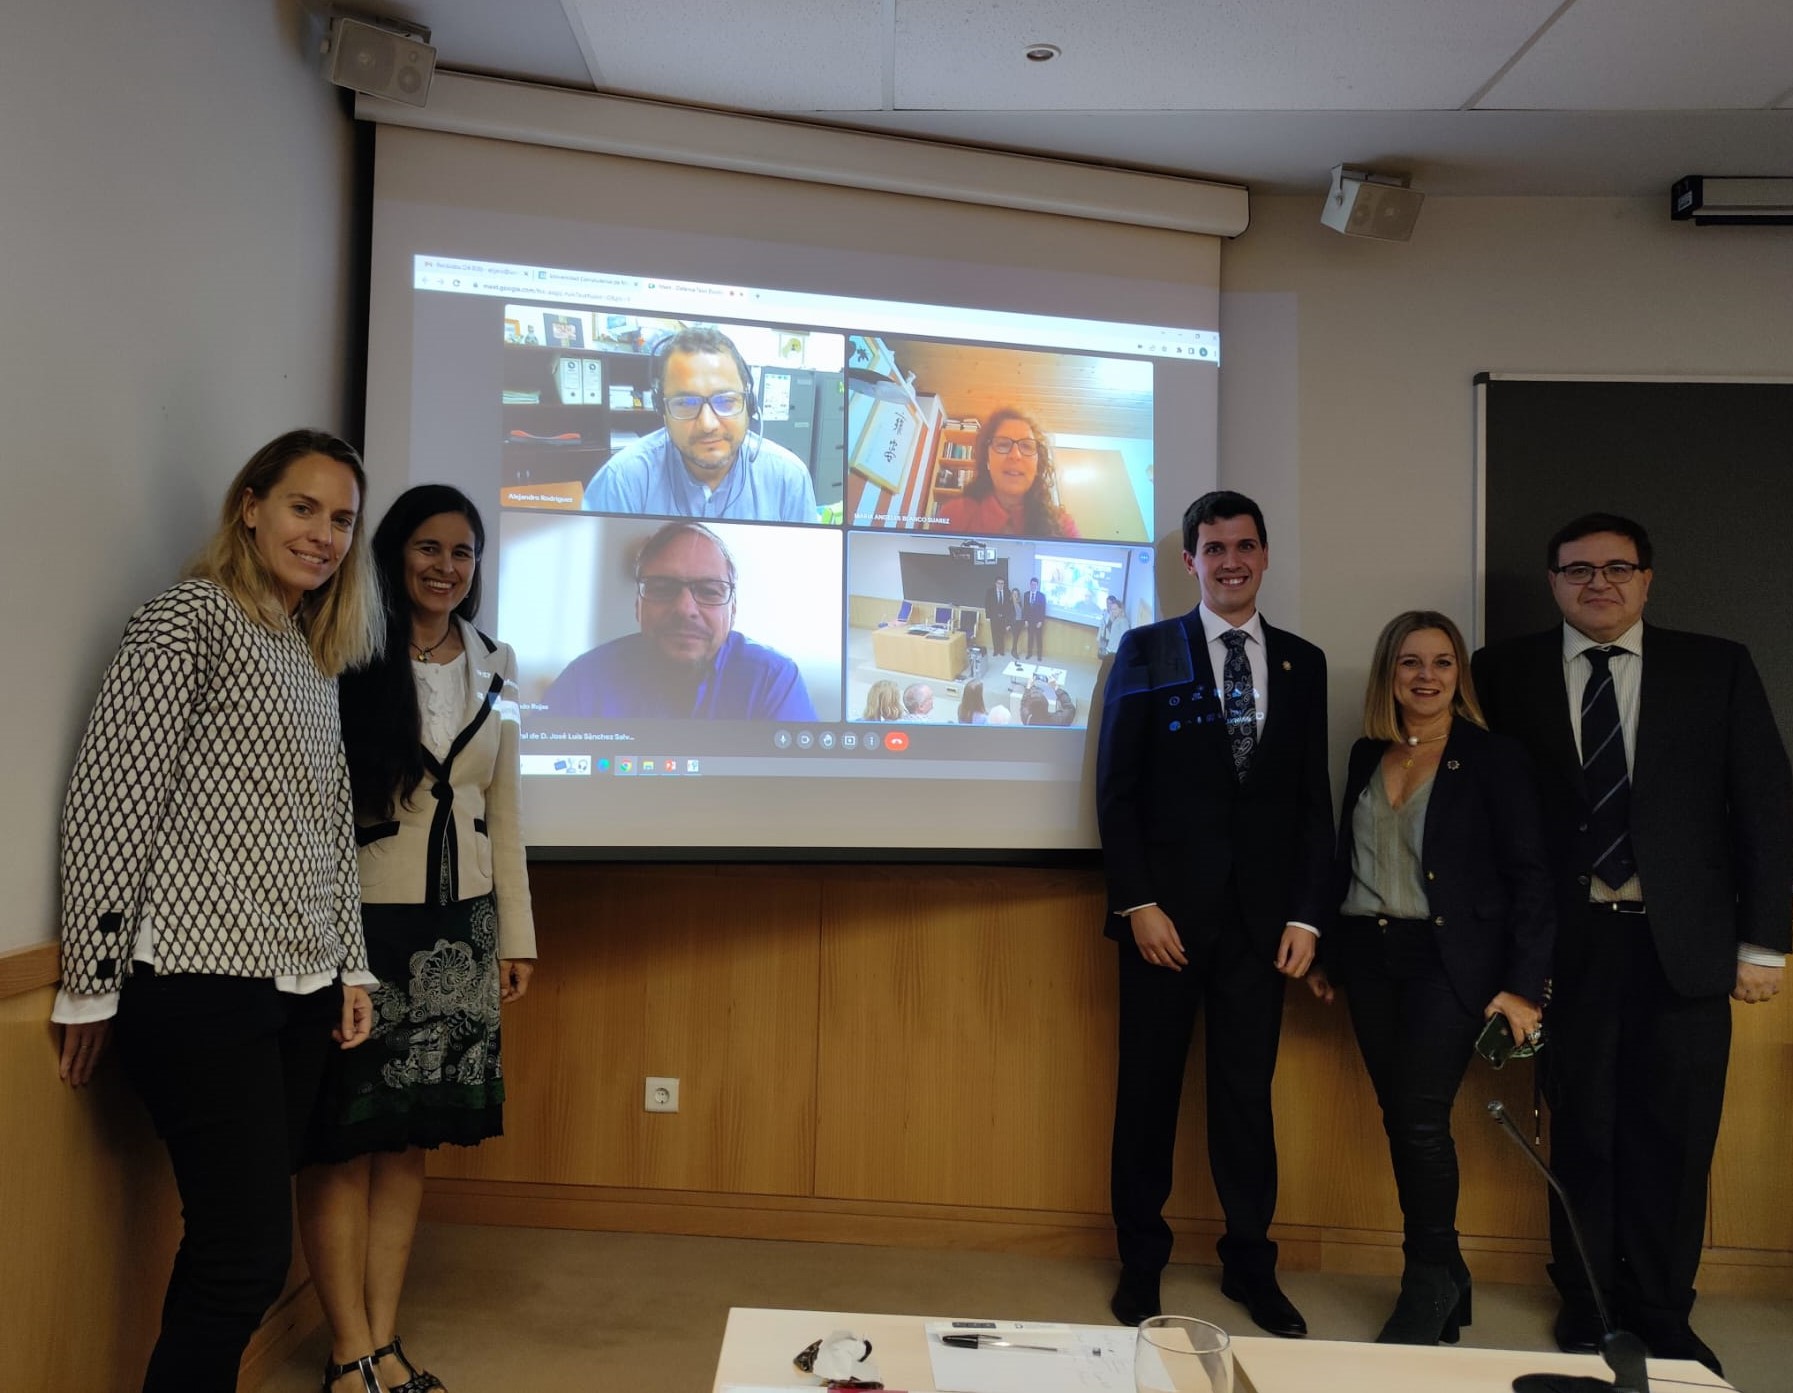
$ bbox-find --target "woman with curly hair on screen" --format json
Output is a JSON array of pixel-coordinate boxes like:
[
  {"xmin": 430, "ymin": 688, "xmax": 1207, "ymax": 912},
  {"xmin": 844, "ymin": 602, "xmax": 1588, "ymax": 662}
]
[{"xmin": 935, "ymin": 407, "xmax": 1079, "ymax": 539}]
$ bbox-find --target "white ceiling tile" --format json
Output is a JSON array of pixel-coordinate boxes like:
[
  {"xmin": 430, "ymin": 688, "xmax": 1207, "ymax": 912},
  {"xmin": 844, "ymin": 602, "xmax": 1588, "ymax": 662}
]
[
  {"xmin": 409, "ymin": 0, "xmax": 597, "ymax": 88},
  {"xmin": 1479, "ymin": 0, "xmax": 1793, "ymax": 109},
  {"xmin": 892, "ymin": 0, "xmax": 1563, "ymax": 110},
  {"xmin": 561, "ymin": 0, "xmax": 887, "ymax": 109}
]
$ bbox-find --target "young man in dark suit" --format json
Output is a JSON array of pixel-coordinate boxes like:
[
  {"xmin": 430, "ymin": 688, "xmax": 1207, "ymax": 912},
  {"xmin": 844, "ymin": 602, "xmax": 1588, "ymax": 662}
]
[
  {"xmin": 985, "ymin": 576, "xmax": 1014, "ymax": 656},
  {"xmin": 1472, "ymin": 513, "xmax": 1791, "ymax": 1378},
  {"xmin": 1096, "ymin": 491, "xmax": 1333, "ymax": 1335},
  {"xmin": 1022, "ymin": 578, "xmax": 1048, "ymax": 660}
]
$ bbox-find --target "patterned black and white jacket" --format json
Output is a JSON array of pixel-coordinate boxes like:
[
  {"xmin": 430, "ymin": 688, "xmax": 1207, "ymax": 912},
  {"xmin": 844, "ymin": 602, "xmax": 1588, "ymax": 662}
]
[{"xmin": 58, "ymin": 579, "xmax": 369, "ymax": 996}]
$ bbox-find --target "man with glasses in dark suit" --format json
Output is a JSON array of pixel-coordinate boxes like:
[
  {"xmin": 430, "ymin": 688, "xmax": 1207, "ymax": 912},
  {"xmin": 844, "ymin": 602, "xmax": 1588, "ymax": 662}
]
[
  {"xmin": 543, "ymin": 521, "xmax": 816, "ymax": 720},
  {"xmin": 1473, "ymin": 513, "xmax": 1791, "ymax": 1378}
]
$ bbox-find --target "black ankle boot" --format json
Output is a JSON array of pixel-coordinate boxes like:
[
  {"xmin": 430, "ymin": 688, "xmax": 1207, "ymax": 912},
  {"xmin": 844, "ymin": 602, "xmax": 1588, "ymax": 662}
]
[
  {"xmin": 1446, "ymin": 1253, "xmax": 1472, "ymax": 1333},
  {"xmin": 1376, "ymin": 1263, "xmax": 1463, "ymax": 1345}
]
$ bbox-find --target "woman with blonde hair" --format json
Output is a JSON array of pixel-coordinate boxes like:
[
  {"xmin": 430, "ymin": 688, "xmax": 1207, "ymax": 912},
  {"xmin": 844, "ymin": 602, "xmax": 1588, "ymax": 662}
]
[
  {"xmin": 862, "ymin": 678, "xmax": 903, "ymax": 721},
  {"xmin": 1313, "ymin": 610, "xmax": 1552, "ymax": 1346},
  {"xmin": 55, "ymin": 429, "xmax": 383, "ymax": 1392}
]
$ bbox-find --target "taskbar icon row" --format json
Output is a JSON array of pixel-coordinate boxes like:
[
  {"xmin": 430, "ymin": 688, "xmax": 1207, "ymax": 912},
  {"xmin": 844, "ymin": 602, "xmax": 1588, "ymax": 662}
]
[
  {"xmin": 604, "ymin": 756, "xmax": 702, "ymax": 776},
  {"xmin": 773, "ymin": 728, "xmax": 909, "ymax": 752}
]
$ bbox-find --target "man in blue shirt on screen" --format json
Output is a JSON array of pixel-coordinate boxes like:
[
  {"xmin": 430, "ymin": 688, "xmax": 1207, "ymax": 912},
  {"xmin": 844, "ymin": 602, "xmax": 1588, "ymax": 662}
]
[
  {"xmin": 582, "ymin": 326, "xmax": 819, "ymax": 523},
  {"xmin": 543, "ymin": 521, "xmax": 816, "ymax": 721}
]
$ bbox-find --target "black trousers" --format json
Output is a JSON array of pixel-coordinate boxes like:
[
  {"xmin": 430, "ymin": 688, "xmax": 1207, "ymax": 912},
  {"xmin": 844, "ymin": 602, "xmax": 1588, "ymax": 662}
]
[
  {"xmin": 1543, "ymin": 909, "xmax": 1731, "ymax": 1329},
  {"xmin": 991, "ymin": 619, "xmax": 1011, "ymax": 655},
  {"xmin": 1111, "ymin": 902, "xmax": 1287, "ymax": 1278},
  {"xmin": 114, "ymin": 969, "xmax": 342, "ymax": 1393},
  {"xmin": 1025, "ymin": 621, "xmax": 1045, "ymax": 660},
  {"xmin": 1336, "ymin": 917, "xmax": 1482, "ymax": 1268}
]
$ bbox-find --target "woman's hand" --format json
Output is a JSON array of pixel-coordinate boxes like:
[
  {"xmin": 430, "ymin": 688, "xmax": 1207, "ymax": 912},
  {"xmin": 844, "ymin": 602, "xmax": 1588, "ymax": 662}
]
[
  {"xmin": 1485, "ymin": 991, "xmax": 1542, "ymax": 1048},
  {"xmin": 1304, "ymin": 967, "xmax": 1336, "ymax": 1004},
  {"xmin": 499, "ymin": 959, "xmax": 535, "ymax": 1004},
  {"xmin": 335, "ymin": 985, "xmax": 373, "ymax": 1048},
  {"xmin": 59, "ymin": 1020, "xmax": 110, "ymax": 1087}
]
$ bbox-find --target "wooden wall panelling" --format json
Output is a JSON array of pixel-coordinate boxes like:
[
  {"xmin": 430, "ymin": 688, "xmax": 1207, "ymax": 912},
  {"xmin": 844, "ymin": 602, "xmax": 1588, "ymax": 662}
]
[
  {"xmin": 0, "ymin": 988, "xmax": 179, "ymax": 1387},
  {"xmin": 430, "ymin": 863, "xmax": 822, "ymax": 1197},
  {"xmin": 1710, "ymin": 993, "xmax": 1793, "ymax": 1252},
  {"xmin": 814, "ymin": 867, "xmax": 1114, "ymax": 1214},
  {"xmin": 0, "ymin": 985, "xmax": 314, "ymax": 1390}
]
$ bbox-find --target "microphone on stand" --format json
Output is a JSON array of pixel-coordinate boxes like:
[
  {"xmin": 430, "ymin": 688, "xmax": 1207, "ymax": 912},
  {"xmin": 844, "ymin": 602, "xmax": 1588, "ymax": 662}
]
[{"xmin": 1486, "ymin": 1100, "xmax": 1650, "ymax": 1393}]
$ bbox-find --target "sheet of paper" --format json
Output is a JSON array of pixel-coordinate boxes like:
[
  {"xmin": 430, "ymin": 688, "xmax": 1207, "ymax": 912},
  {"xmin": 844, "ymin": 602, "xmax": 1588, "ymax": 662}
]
[{"xmin": 924, "ymin": 1321, "xmax": 1134, "ymax": 1393}]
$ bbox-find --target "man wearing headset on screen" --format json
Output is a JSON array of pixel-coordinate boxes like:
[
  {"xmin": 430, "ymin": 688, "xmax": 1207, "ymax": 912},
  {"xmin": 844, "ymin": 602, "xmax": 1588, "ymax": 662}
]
[
  {"xmin": 541, "ymin": 521, "xmax": 817, "ymax": 721},
  {"xmin": 581, "ymin": 326, "xmax": 819, "ymax": 524}
]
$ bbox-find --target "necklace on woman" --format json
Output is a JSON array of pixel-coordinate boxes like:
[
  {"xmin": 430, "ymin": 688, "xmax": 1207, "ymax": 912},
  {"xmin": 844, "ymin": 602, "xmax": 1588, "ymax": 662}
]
[
  {"xmin": 1399, "ymin": 731, "xmax": 1448, "ymax": 769},
  {"xmin": 412, "ymin": 628, "xmax": 452, "ymax": 663}
]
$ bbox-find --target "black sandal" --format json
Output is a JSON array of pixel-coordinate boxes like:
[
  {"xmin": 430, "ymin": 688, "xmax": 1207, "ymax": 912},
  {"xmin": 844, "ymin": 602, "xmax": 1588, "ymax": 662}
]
[
  {"xmin": 322, "ymin": 1352, "xmax": 381, "ymax": 1392},
  {"xmin": 373, "ymin": 1336, "xmax": 446, "ymax": 1393}
]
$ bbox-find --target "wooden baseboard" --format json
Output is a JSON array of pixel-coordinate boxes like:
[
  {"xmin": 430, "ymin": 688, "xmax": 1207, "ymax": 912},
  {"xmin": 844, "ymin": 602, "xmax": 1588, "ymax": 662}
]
[
  {"xmin": 420, "ymin": 1179, "xmax": 1793, "ymax": 1296},
  {"xmin": 239, "ymin": 1280, "xmax": 321, "ymax": 1392}
]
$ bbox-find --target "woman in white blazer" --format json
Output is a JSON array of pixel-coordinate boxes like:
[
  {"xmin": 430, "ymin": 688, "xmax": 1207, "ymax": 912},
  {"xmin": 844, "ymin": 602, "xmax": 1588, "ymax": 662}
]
[{"xmin": 298, "ymin": 485, "xmax": 537, "ymax": 1393}]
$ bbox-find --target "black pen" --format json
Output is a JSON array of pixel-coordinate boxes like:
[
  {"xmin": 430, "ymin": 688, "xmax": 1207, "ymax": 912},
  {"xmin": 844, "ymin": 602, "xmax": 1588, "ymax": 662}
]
[{"xmin": 941, "ymin": 1334, "xmax": 1062, "ymax": 1352}]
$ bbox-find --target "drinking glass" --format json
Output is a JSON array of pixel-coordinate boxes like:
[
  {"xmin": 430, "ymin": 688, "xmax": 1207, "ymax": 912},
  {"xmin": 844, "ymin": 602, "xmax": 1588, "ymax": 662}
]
[{"xmin": 1134, "ymin": 1315, "xmax": 1231, "ymax": 1393}]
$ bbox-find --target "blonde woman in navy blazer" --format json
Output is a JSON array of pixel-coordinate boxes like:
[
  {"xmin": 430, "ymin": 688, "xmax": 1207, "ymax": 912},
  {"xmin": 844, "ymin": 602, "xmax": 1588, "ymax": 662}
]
[
  {"xmin": 297, "ymin": 485, "xmax": 536, "ymax": 1393},
  {"xmin": 1314, "ymin": 610, "xmax": 1553, "ymax": 1347}
]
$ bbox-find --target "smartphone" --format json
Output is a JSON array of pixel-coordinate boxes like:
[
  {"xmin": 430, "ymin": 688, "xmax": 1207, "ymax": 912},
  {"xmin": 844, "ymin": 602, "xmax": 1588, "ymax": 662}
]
[{"xmin": 1475, "ymin": 1013, "xmax": 1541, "ymax": 1069}]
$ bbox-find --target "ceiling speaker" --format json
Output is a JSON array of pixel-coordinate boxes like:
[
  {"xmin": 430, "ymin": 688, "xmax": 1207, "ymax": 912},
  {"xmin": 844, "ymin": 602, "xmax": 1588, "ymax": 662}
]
[
  {"xmin": 1321, "ymin": 166, "xmax": 1424, "ymax": 242},
  {"xmin": 325, "ymin": 17, "xmax": 435, "ymax": 107}
]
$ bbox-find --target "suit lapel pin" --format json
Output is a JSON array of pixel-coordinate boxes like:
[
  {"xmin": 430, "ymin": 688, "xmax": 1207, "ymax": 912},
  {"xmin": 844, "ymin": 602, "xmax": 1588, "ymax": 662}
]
[
  {"xmin": 1447, "ymin": 759, "xmax": 1460, "ymax": 770},
  {"xmin": 1281, "ymin": 660, "xmax": 1291, "ymax": 671}
]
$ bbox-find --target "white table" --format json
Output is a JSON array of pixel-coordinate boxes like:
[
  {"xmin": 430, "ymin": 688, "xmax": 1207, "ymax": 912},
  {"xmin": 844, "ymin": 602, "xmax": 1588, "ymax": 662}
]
[{"xmin": 711, "ymin": 1306, "xmax": 1733, "ymax": 1393}]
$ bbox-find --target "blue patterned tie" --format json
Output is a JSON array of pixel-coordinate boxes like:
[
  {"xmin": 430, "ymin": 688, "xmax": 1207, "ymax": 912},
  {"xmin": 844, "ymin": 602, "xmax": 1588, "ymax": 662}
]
[
  {"xmin": 1221, "ymin": 628, "xmax": 1256, "ymax": 782},
  {"xmin": 1580, "ymin": 646, "xmax": 1636, "ymax": 888}
]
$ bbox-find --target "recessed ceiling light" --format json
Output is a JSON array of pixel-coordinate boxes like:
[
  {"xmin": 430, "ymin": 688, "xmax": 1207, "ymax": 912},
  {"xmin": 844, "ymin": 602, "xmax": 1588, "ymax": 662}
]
[{"xmin": 1023, "ymin": 43, "xmax": 1061, "ymax": 63}]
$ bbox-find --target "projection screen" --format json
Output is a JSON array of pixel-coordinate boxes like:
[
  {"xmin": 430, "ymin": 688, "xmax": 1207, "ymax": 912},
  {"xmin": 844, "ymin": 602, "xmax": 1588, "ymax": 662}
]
[{"xmin": 364, "ymin": 122, "xmax": 1223, "ymax": 858}]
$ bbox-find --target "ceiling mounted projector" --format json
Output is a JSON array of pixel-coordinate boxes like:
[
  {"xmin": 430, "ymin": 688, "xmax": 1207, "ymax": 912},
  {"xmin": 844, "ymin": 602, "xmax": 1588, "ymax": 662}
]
[
  {"xmin": 1321, "ymin": 165, "xmax": 1423, "ymax": 242},
  {"xmin": 1671, "ymin": 176, "xmax": 1793, "ymax": 226},
  {"xmin": 323, "ymin": 15, "xmax": 435, "ymax": 107}
]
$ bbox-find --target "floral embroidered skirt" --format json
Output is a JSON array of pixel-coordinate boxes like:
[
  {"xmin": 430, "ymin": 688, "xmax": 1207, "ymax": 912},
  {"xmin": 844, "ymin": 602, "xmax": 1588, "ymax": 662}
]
[{"xmin": 304, "ymin": 892, "xmax": 505, "ymax": 1162}]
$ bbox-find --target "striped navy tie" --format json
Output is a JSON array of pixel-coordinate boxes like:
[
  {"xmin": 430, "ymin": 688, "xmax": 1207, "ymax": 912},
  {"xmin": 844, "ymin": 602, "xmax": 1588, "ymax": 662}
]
[{"xmin": 1580, "ymin": 646, "xmax": 1636, "ymax": 888}]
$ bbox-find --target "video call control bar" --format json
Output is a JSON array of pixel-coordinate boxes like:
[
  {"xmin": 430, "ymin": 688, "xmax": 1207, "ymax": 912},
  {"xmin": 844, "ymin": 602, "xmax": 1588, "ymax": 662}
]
[{"xmin": 521, "ymin": 751, "xmax": 1061, "ymax": 782}]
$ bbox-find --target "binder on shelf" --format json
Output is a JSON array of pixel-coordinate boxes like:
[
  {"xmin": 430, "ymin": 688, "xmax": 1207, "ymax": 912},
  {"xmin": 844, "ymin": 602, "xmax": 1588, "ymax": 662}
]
[
  {"xmin": 582, "ymin": 357, "xmax": 604, "ymax": 405},
  {"xmin": 552, "ymin": 356, "xmax": 583, "ymax": 405}
]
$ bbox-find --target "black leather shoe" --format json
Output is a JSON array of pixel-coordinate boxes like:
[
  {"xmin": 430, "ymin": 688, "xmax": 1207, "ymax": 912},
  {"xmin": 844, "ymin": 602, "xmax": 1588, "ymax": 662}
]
[
  {"xmin": 1220, "ymin": 1273, "xmax": 1307, "ymax": 1338},
  {"xmin": 1553, "ymin": 1305, "xmax": 1603, "ymax": 1355},
  {"xmin": 1109, "ymin": 1270, "xmax": 1162, "ymax": 1327}
]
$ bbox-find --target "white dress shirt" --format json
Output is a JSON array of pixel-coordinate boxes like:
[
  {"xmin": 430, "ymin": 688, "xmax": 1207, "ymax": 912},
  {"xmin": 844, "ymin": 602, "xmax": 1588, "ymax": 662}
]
[{"xmin": 1561, "ymin": 620, "xmax": 1782, "ymax": 969}]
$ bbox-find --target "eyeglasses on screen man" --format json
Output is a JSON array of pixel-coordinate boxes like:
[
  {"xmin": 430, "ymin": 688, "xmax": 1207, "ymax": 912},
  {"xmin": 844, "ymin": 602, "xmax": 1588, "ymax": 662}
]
[
  {"xmin": 636, "ymin": 576, "xmax": 736, "ymax": 606},
  {"xmin": 663, "ymin": 391, "xmax": 748, "ymax": 421}
]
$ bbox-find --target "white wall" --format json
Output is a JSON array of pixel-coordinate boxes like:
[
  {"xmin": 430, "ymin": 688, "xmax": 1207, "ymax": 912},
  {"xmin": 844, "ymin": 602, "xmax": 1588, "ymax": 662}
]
[
  {"xmin": 0, "ymin": 1, "xmax": 358, "ymax": 953},
  {"xmin": 1220, "ymin": 195, "xmax": 1793, "ymax": 765}
]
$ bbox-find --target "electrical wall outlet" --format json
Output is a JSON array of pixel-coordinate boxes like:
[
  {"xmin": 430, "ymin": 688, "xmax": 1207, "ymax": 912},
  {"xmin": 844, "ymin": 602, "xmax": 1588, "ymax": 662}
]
[{"xmin": 644, "ymin": 1076, "xmax": 680, "ymax": 1113}]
